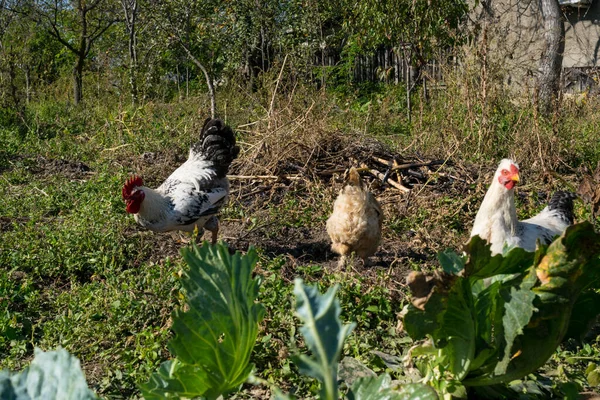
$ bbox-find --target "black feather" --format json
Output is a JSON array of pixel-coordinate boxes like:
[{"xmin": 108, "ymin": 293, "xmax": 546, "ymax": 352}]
[
  {"xmin": 160, "ymin": 178, "xmax": 180, "ymax": 195},
  {"xmin": 548, "ymin": 191, "xmax": 577, "ymax": 225},
  {"xmin": 190, "ymin": 118, "xmax": 240, "ymax": 178}
]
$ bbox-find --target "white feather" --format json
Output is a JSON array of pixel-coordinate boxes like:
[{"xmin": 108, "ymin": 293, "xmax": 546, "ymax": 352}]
[
  {"xmin": 470, "ymin": 159, "xmax": 569, "ymax": 255},
  {"xmin": 160, "ymin": 159, "xmax": 216, "ymax": 190},
  {"xmin": 132, "ymin": 160, "xmax": 229, "ymax": 232}
]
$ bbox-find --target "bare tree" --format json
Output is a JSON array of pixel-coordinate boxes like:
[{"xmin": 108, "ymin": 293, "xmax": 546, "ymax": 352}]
[
  {"xmin": 148, "ymin": 0, "xmax": 217, "ymax": 118},
  {"xmin": 538, "ymin": 0, "xmax": 565, "ymax": 115},
  {"xmin": 177, "ymin": 40, "xmax": 216, "ymax": 118},
  {"xmin": 121, "ymin": 0, "xmax": 138, "ymax": 105},
  {"xmin": 29, "ymin": 0, "xmax": 118, "ymax": 105}
]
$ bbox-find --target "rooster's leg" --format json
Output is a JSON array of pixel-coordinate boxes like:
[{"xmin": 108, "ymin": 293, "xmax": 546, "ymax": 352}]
[
  {"xmin": 193, "ymin": 228, "xmax": 205, "ymax": 244},
  {"xmin": 211, "ymin": 228, "xmax": 218, "ymax": 244},
  {"xmin": 204, "ymin": 216, "xmax": 219, "ymax": 245}
]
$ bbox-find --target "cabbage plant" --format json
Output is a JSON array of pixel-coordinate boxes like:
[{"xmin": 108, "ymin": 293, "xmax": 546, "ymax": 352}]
[
  {"xmin": 140, "ymin": 243, "xmax": 265, "ymax": 399},
  {"xmin": 403, "ymin": 222, "xmax": 600, "ymax": 398}
]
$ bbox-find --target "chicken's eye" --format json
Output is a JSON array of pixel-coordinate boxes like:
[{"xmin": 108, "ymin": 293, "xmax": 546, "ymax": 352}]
[{"xmin": 501, "ymin": 169, "xmax": 510, "ymax": 176}]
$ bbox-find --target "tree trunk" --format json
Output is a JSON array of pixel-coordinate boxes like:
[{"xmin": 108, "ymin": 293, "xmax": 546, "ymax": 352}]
[
  {"xmin": 74, "ymin": 0, "xmax": 86, "ymax": 105},
  {"xmin": 7, "ymin": 54, "xmax": 21, "ymax": 112},
  {"xmin": 538, "ymin": 0, "xmax": 565, "ymax": 116},
  {"xmin": 73, "ymin": 54, "xmax": 85, "ymax": 105},
  {"xmin": 122, "ymin": 0, "xmax": 138, "ymax": 105},
  {"xmin": 24, "ymin": 65, "xmax": 30, "ymax": 104},
  {"xmin": 29, "ymin": 0, "xmax": 115, "ymax": 106},
  {"xmin": 129, "ymin": 53, "xmax": 138, "ymax": 105},
  {"xmin": 196, "ymin": 60, "xmax": 216, "ymax": 118},
  {"xmin": 178, "ymin": 42, "xmax": 216, "ymax": 118},
  {"xmin": 128, "ymin": 20, "xmax": 138, "ymax": 105}
]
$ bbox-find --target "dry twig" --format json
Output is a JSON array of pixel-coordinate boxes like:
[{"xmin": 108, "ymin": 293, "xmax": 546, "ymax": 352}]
[{"xmin": 360, "ymin": 163, "xmax": 411, "ymax": 193}]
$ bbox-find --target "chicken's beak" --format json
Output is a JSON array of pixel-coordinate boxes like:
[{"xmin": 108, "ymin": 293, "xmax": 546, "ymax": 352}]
[{"xmin": 511, "ymin": 173, "xmax": 520, "ymax": 183}]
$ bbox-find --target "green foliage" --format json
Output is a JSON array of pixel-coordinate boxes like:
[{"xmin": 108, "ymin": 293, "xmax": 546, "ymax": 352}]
[
  {"xmin": 564, "ymin": 291, "xmax": 600, "ymax": 342},
  {"xmin": 281, "ymin": 280, "xmax": 436, "ymax": 400},
  {"xmin": 140, "ymin": 243, "xmax": 265, "ymax": 399},
  {"xmin": 24, "ymin": 101, "xmax": 85, "ymax": 139},
  {"xmin": 343, "ymin": 0, "xmax": 470, "ymax": 62},
  {"xmin": 1, "ymin": 45, "xmax": 600, "ymax": 398},
  {"xmin": 0, "ymin": 253, "xmax": 430, "ymax": 400},
  {"xmin": 0, "ymin": 348, "xmax": 96, "ymax": 400},
  {"xmin": 291, "ymin": 280, "xmax": 355, "ymax": 400},
  {"xmin": 403, "ymin": 222, "xmax": 600, "ymax": 397},
  {"xmin": 348, "ymin": 375, "xmax": 438, "ymax": 400},
  {"xmin": 2, "ymin": 223, "xmax": 599, "ymax": 399}
]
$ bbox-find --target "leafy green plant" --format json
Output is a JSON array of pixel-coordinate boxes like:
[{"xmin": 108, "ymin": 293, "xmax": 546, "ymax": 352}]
[
  {"xmin": 0, "ymin": 348, "xmax": 96, "ymax": 399},
  {"xmin": 0, "ymin": 243, "xmax": 266, "ymax": 400},
  {"xmin": 291, "ymin": 280, "xmax": 355, "ymax": 399},
  {"xmin": 1, "ymin": 246, "xmax": 437, "ymax": 400},
  {"xmin": 140, "ymin": 243, "xmax": 265, "ymax": 399},
  {"xmin": 4, "ymin": 223, "xmax": 600, "ymax": 400},
  {"xmin": 403, "ymin": 222, "xmax": 600, "ymax": 398},
  {"xmin": 278, "ymin": 279, "xmax": 437, "ymax": 400},
  {"xmin": 348, "ymin": 375, "xmax": 438, "ymax": 400}
]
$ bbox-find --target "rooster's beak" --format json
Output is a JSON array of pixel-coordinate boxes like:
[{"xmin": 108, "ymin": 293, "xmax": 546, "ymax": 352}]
[{"xmin": 512, "ymin": 173, "xmax": 520, "ymax": 183}]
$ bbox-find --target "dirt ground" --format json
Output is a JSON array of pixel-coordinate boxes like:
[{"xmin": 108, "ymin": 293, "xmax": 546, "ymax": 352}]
[
  {"xmin": 5, "ymin": 131, "xmax": 599, "ymax": 399},
  {"xmin": 17, "ymin": 129, "xmax": 594, "ymax": 288}
]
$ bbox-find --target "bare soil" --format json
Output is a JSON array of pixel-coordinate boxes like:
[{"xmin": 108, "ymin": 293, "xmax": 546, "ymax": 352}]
[
  {"xmin": 110, "ymin": 132, "xmax": 498, "ymax": 282},
  {"xmin": 10, "ymin": 130, "xmax": 588, "ymax": 289}
]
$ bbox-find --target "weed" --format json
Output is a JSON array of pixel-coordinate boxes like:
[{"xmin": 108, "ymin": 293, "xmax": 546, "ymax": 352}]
[{"xmin": 1, "ymin": 81, "xmax": 599, "ymax": 398}]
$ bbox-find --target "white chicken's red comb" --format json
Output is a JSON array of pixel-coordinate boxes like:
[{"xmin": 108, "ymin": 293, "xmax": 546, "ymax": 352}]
[{"xmin": 122, "ymin": 176, "xmax": 143, "ymax": 199}]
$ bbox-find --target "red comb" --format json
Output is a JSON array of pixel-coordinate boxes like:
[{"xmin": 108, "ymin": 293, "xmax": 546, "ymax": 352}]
[{"xmin": 122, "ymin": 176, "xmax": 143, "ymax": 199}]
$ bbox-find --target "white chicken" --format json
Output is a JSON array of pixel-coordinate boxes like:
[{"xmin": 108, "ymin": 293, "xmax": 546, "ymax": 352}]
[
  {"xmin": 122, "ymin": 118, "xmax": 239, "ymax": 243},
  {"xmin": 326, "ymin": 167, "xmax": 383, "ymax": 267},
  {"xmin": 470, "ymin": 158, "xmax": 576, "ymax": 255}
]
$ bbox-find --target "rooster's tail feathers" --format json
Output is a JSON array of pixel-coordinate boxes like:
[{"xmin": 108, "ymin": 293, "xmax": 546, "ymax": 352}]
[
  {"xmin": 191, "ymin": 118, "xmax": 240, "ymax": 177},
  {"xmin": 548, "ymin": 191, "xmax": 577, "ymax": 225}
]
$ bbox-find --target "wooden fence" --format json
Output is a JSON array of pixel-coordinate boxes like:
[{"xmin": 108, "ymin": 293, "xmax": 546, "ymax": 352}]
[{"xmin": 313, "ymin": 46, "xmax": 453, "ymax": 89}]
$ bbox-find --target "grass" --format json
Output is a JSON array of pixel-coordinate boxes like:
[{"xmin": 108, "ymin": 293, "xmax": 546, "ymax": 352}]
[{"xmin": 1, "ymin": 78, "xmax": 600, "ymax": 398}]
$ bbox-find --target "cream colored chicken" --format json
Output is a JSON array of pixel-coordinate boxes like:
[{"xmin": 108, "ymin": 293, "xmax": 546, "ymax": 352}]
[{"xmin": 326, "ymin": 167, "xmax": 383, "ymax": 267}]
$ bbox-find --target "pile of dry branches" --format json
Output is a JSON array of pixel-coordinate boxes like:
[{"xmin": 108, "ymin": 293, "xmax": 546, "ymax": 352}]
[{"xmin": 230, "ymin": 117, "xmax": 473, "ymax": 195}]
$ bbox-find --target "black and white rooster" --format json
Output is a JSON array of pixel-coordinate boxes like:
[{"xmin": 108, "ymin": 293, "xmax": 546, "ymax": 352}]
[
  {"xmin": 122, "ymin": 118, "xmax": 239, "ymax": 243},
  {"xmin": 470, "ymin": 158, "xmax": 576, "ymax": 255}
]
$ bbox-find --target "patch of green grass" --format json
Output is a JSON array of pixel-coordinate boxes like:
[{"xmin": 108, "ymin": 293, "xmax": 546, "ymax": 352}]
[
  {"xmin": 2, "ymin": 86, "xmax": 600, "ymax": 399},
  {"xmin": 37, "ymin": 265, "xmax": 179, "ymax": 396},
  {"xmin": 249, "ymin": 256, "xmax": 404, "ymax": 397}
]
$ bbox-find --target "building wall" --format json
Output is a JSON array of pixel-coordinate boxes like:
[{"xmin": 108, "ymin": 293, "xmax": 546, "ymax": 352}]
[
  {"xmin": 476, "ymin": 0, "xmax": 600, "ymax": 91},
  {"xmin": 563, "ymin": 3, "xmax": 600, "ymax": 67}
]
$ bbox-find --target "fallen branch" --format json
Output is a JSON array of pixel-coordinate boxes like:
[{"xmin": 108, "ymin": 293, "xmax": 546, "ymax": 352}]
[
  {"xmin": 318, "ymin": 167, "xmax": 372, "ymax": 176},
  {"xmin": 102, "ymin": 143, "xmax": 133, "ymax": 152},
  {"xmin": 32, "ymin": 186, "xmax": 49, "ymax": 197},
  {"xmin": 236, "ymin": 121, "xmax": 260, "ymax": 129},
  {"xmin": 371, "ymin": 156, "xmax": 444, "ymax": 171},
  {"xmin": 405, "ymin": 170, "xmax": 426, "ymax": 179},
  {"xmin": 318, "ymin": 168, "xmax": 347, "ymax": 176},
  {"xmin": 360, "ymin": 164, "xmax": 411, "ymax": 193},
  {"xmin": 372, "ymin": 156, "xmax": 394, "ymax": 167},
  {"xmin": 228, "ymin": 175, "xmax": 302, "ymax": 180}
]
